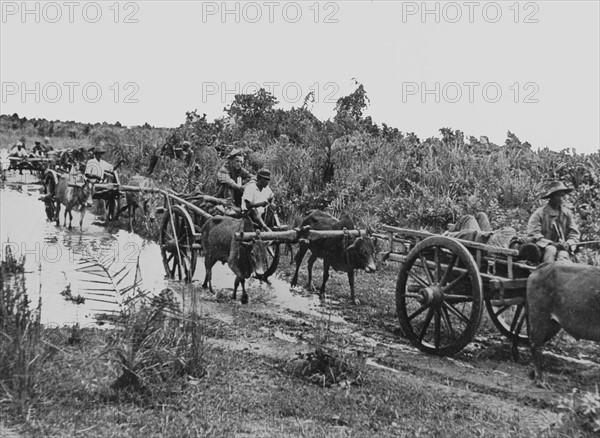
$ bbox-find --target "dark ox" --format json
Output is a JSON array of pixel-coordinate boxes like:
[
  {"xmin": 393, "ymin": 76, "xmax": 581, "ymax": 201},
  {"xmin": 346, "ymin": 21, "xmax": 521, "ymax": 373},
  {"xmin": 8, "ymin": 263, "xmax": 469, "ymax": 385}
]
[
  {"xmin": 525, "ymin": 261, "xmax": 600, "ymax": 386},
  {"xmin": 290, "ymin": 210, "xmax": 377, "ymax": 304},
  {"xmin": 123, "ymin": 175, "xmax": 160, "ymax": 231},
  {"xmin": 201, "ymin": 216, "xmax": 269, "ymax": 304},
  {"xmin": 54, "ymin": 172, "xmax": 93, "ymax": 230}
]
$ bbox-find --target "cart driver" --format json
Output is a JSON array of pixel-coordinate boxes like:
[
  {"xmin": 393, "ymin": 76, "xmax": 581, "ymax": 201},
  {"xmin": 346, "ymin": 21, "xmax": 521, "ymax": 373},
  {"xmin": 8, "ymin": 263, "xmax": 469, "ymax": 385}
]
[
  {"xmin": 84, "ymin": 147, "xmax": 114, "ymax": 183},
  {"xmin": 242, "ymin": 168, "xmax": 274, "ymax": 232},
  {"xmin": 526, "ymin": 181, "xmax": 580, "ymax": 263}
]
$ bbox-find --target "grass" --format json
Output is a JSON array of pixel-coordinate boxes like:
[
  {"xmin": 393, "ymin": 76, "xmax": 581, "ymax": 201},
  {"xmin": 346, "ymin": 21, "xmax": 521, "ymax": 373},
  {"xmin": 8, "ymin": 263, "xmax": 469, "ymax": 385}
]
[{"xmin": 0, "ymin": 325, "xmax": 557, "ymax": 438}]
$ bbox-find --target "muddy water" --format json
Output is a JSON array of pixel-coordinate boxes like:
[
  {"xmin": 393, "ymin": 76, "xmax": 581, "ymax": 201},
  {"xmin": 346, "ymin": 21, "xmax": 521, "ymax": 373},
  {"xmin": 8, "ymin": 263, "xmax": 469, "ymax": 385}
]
[
  {"xmin": 1, "ymin": 180, "xmax": 170, "ymax": 326},
  {"xmin": 0, "ymin": 176, "xmax": 328, "ymax": 326}
]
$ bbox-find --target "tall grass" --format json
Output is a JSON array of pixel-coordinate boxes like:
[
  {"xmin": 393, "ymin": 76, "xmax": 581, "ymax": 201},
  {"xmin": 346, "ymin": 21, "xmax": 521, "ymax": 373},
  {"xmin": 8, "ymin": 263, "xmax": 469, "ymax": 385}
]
[{"xmin": 0, "ymin": 246, "xmax": 46, "ymax": 414}]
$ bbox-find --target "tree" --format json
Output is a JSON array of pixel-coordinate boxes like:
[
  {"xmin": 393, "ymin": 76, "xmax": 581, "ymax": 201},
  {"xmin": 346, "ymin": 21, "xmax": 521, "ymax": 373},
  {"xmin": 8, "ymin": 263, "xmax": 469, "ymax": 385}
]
[{"xmin": 225, "ymin": 88, "xmax": 278, "ymax": 133}]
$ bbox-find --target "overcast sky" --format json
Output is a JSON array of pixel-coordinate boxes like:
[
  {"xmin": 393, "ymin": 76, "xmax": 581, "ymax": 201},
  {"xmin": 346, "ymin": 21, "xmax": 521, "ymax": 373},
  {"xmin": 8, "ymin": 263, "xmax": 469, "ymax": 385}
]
[{"xmin": 1, "ymin": 1, "xmax": 599, "ymax": 154}]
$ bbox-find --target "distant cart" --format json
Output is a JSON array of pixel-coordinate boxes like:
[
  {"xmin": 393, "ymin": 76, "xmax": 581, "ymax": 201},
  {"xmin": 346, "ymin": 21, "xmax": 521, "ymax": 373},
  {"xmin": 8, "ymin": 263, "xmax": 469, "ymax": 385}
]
[
  {"xmin": 42, "ymin": 168, "xmax": 123, "ymax": 222},
  {"xmin": 8, "ymin": 156, "xmax": 52, "ymax": 175}
]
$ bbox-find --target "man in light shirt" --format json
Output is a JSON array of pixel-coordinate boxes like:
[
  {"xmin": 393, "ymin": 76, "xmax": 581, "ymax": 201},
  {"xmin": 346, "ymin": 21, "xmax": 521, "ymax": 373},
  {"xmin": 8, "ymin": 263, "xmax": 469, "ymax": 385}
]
[
  {"xmin": 84, "ymin": 147, "xmax": 113, "ymax": 182},
  {"xmin": 242, "ymin": 168, "xmax": 274, "ymax": 231}
]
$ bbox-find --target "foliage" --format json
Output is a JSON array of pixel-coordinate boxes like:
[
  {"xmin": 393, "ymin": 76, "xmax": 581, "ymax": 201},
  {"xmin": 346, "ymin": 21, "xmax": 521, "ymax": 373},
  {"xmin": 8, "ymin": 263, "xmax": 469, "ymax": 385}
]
[
  {"xmin": 2, "ymin": 82, "xmax": 599, "ymax": 245},
  {"xmin": 74, "ymin": 254, "xmax": 207, "ymax": 394},
  {"xmin": 0, "ymin": 245, "xmax": 47, "ymax": 414},
  {"xmin": 542, "ymin": 387, "xmax": 600, "ymax": 436}
]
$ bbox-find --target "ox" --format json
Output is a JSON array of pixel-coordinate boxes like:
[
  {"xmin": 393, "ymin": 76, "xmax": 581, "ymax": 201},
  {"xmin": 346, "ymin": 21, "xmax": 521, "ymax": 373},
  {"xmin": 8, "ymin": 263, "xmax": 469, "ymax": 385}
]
[
  {"xmin": 290, "ymin": 210, "xmax": 377, "ymax": 304},
  {"xmin": 122, "ymin": 175, "xmax": 161, "ymax": 231},
  {"xmin": 201, "ymin": 216, "xmax": 268, "ymax": 304},
  {"xmin": 54, "ymin": 172, "xmax": 93, "ymax": 230},
  {"xmin": 525, "ymin": 261, "xmax": 600, "ymax": 386}
]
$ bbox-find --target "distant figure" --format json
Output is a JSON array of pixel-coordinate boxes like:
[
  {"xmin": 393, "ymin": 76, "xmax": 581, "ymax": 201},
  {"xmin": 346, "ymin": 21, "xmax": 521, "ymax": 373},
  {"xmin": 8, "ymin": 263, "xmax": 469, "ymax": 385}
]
[
  {"xmin": 527, "ymin": 181, "xmax": 580, "ymax": 263},
  {"xmin": 9, "ymin": 142, "xmax": 28, "ymax": 175},
  {"xmin": 44, "ymin": 137, "xmax": 54, "ymax": 151},
  {"xmin": 32, "ymin": 141, "xmax": 46, "ymax": 157}
]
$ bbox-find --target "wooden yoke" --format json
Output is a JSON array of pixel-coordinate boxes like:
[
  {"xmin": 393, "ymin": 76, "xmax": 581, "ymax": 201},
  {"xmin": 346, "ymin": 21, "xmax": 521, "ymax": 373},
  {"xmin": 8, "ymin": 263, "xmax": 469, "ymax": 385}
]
[{"xmin": 234, "ymin": 226, "xmax": 368, "ymax": 243}]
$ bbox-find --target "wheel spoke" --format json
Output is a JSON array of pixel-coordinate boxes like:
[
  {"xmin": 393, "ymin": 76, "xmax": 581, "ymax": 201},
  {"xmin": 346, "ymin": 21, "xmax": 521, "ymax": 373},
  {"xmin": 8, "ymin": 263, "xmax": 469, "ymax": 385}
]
[
  {"xmin": 434, "ymin": 246, "xmax": 441, "ymax": 283},
  {"xmin": 439, "ymin": 254, "xmax": 458, "ymax": 286},
  {"xmin": 441, "ymin": 272, "xmax": 468, "ymax": 293},
  {"xmin": 407, "ymin": 269, "xmax": 429, "ymax": 288},
  {"xmin": 443, "ymin": 301, "xmax": 470, "ymax": 324},
  {"xmin": 494, "ymin": 305, "xmax": 511, "ymax": 318},
  {"xmin": 441, "ymin": 307, "xmax": 457, "ymax": 340},
  {"xmin": 513, "ymin": 307, "xmax": 527, "ymax": 338},
  {"xmin": 509, "ymin": 303, "xmax": 524, "ymax": 334},
  {"xmin": 419, "ymin": 252, "xmax": 435, "ymax": 284},
  {"xmin": 434, "ymin": 310, "xmax": 441, "ymax": 348},
  {"xmin": 418, "ymin": 308, "xmax": 435, "ymax": 342},
  {"xmin": 408, "ymin": 304, "xmax": 429, "ymax": 322}
]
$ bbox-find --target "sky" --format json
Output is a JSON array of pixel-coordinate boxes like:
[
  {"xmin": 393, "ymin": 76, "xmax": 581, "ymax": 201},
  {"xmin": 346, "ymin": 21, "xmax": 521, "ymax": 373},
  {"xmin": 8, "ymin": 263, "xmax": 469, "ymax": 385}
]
[{"xmin": 1, "ymin": 0, "xmax": 599, "ymax": 154}]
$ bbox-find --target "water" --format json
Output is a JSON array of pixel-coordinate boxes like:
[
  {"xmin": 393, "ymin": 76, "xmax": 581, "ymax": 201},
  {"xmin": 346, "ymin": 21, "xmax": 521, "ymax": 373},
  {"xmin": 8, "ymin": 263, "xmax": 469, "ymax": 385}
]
[
  {"xmin": 0, "ymin": 179, "xmax": 169, "ymax": 326},
  {"xmin": 0, "ymin": 175, "xmax": 336, "ymax": 326}
]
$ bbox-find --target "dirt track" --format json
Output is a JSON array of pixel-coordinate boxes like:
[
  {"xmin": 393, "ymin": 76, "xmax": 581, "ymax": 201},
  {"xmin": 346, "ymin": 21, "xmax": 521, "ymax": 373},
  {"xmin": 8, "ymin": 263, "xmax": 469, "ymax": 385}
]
[{"xmin": 180, "ymin": 263, "xmax": 600, "ymax": 433}]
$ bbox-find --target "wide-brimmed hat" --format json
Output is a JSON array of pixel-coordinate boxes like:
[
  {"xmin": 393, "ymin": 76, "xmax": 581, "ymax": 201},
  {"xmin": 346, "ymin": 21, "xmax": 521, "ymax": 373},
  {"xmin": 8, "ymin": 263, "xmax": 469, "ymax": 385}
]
[
  {"xmin": 227, "ymin": 148, "xmax": 243, "ymax": 159},
  {"xmin": 257, "ymin": 169, "xmax": 271, "ymax": 181},
  {"xmin": 94, "ymin": 147, "xmax": 106, "ymax": 155},
  {"xmin": 541, "ymin": 181, "xmax": 573, "ymax": 199}
]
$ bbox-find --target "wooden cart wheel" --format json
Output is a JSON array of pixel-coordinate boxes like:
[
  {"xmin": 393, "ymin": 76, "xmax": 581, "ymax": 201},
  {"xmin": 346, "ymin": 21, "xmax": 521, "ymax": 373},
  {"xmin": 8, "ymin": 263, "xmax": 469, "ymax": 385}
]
[
  {"xmin": 259, "ymin": 204, "xmax": 282, "ymax": 280},
  {"xmin": 43, "ymin": 172, "xmax": 57, "ymax": 221},
  {"xmin": 261, "ymin": 242, "xmax": 280, "ymax": 281},
  {"xmin": 160, "ymin": 205, "xmax": 197, "ymax": 282},
  {"xmin": 396, "ymin": 236, "xmax": 484, "ymax": 356},
  {"xmin": 485, "ymin": 298, "xmax": 529, "ymax": 344}
]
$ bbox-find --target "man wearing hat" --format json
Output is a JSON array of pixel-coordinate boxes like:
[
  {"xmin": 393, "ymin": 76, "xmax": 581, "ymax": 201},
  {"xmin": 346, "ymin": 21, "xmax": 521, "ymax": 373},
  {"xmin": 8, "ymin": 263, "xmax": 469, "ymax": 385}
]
[
  {"xmin": 84, "ymin": 146, "xmax": 114, "ymax": 183},
  {"xmin": 242, "ymin": 168, "xmax": 274, "ymax": 232},
  {"xmin": 215, "ymin": 148, "xmax": 254, "ymax": 207},
  {"xmin": 527, "ymin": 181, "xmax": 580, "ymax": 263}
]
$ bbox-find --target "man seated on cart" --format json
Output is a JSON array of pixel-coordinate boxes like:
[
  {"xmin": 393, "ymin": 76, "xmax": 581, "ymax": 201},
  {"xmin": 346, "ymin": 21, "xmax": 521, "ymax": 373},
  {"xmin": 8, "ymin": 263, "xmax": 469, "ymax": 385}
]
[
  {"xmin": 526, "ymin": 181, "xmax": 580, "ymax": 263},
  {"xmin": 9, "ymin": 142, "xmax": 28, "ymax": 175},
  {"xmin": 84, "ymin": 146, "xmax": 113, "ymax": 182},
  {"xmin": 215, "ymin": 147, "xmax": 255, "ymax": 213},
  {"xmin": 242, "ymin": 168, "xmax": 274, "ymax": 232}
]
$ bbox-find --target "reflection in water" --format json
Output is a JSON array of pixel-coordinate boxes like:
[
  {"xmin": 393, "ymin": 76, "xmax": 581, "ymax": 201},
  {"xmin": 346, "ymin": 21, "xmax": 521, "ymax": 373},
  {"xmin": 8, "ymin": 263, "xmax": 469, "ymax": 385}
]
[{"xmin": 1, "ymin": 184, "xmax": 169, "ymax": 326}]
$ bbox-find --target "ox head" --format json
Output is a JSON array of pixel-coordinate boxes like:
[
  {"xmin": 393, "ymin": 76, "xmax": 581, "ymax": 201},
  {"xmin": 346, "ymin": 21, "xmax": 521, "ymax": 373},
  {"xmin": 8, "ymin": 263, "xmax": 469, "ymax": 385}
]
[
  {"xmin": 240, "ymin": 238, "xmax": 269, "ymax": 279},
  {"xmin": 72, "ymin": 173, "xmax": 94, "ymax": 208},
  {"xmin": 141, "ymin": 194, "xmax": 160, "ymax": 223},
  {"xmin": 346, "ymin": 234, "xmax": 377, "ymax": 273}
]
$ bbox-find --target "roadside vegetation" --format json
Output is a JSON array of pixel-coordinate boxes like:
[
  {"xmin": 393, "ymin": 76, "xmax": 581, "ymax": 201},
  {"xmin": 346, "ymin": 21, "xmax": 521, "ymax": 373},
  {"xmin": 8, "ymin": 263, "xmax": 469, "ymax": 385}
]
[{"xmin": 1, "ymin": 82, "xmax": 599, "ymax": 436}]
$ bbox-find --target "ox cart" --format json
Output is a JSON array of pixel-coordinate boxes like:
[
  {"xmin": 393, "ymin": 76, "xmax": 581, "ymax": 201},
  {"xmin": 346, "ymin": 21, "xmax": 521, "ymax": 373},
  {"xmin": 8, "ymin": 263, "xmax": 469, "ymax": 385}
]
[
  {"xmin": 8, "ymin": 156, "xmax": 52, "ymax": 176},
  {"xmin": 158, "ymin": 190, "xmax": 286, "ymax": 283},
  {"xmin": 42, "ymin": 168, "xmax": 123, "ymax": 221},
  {"xmin": 376, "ymin": 225, "xmax": 536, "ymax": 356}
]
